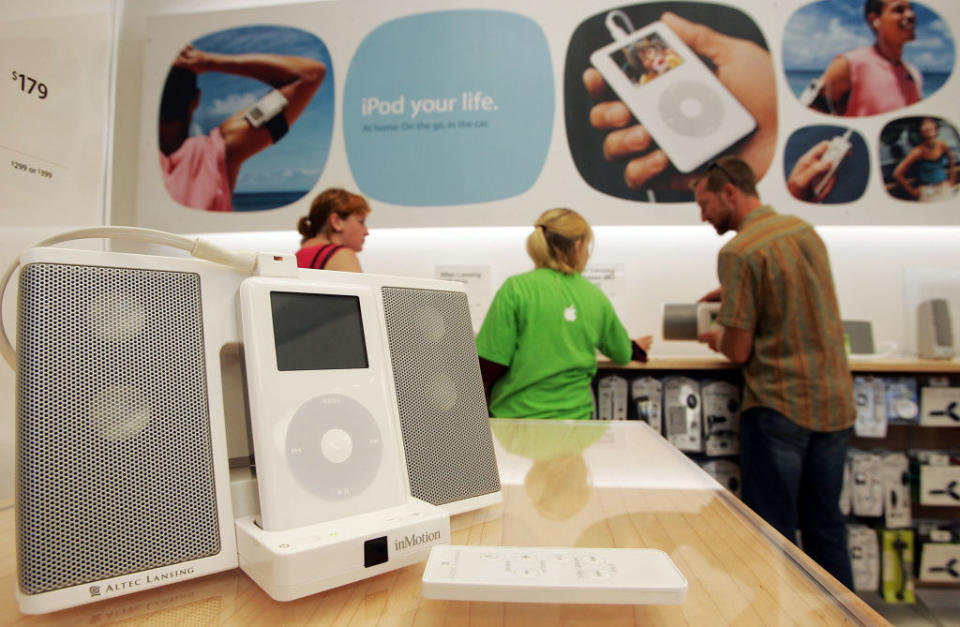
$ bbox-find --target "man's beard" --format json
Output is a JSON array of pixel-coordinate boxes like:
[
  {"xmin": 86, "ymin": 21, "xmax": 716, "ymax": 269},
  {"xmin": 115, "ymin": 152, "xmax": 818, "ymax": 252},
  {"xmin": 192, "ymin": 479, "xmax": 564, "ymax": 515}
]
[{"xmin": 712, "ymin": 201, "xmax": 734, "ymax": 235}]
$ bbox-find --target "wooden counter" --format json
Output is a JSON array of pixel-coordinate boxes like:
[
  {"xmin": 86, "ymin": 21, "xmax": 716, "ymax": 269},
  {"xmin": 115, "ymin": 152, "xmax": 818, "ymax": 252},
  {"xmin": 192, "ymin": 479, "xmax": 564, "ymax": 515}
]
[
  {"xmin": 598, "ymin": 355, "xmax": 960, "ymax": 374},
  {"xmin": 2, "ymin": 420, "xmax": 887, "ymax": 625}
]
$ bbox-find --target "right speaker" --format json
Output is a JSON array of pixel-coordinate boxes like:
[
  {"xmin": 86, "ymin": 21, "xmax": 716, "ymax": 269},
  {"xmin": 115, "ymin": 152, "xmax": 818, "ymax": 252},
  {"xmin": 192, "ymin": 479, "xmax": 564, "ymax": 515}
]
[
  {"xmin": 381, "ymin": 286, "xmax": 502, "ymax": 514},
  {"xmin": 918, "ymin": 298, "xmax": 955, "ymax": 360}
]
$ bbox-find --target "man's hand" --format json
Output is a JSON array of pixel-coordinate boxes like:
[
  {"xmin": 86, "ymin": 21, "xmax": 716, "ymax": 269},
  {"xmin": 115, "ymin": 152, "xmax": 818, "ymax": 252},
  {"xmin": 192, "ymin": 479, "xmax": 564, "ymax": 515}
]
[
  {"xmin": 698, "ymin": 287, "xmax": 722, "ymax": 303},
  {"xmin": 698, "ymin": 329, "xmax": 723, "ymax": 353},
  {"xmin": 701, "ymin": 326, "xmax": 752, "ymax": 364}
]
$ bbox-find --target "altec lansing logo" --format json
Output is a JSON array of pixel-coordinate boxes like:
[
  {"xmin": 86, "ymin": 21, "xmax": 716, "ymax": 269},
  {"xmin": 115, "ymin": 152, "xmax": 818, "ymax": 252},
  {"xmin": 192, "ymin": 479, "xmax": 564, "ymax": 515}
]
[
  {"xmin": 88, "ymin": 567, "xmax": 196, "ymax": 597},
  {"xmin": 394, "ymin": 530, "xmax": 442, "ymax": 552}
]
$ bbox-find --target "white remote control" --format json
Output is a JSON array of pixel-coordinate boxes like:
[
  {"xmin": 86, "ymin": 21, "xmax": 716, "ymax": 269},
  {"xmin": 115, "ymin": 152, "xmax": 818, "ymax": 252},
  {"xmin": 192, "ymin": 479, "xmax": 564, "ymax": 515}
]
[{"xmin": 421, "ymin": 545, "xmax": 687, "ymax": 605}]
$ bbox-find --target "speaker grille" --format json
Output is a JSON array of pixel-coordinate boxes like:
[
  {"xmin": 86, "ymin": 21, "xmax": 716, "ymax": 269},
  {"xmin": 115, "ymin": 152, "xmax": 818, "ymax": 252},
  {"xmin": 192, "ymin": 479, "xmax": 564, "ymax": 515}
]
[
  {"xmin": 16, "ymin": 262, "xmax": 220, "ymax": 595},
  {"xmin": 382, "ymin": 287, "xmax": 500, "ymax": 506}
]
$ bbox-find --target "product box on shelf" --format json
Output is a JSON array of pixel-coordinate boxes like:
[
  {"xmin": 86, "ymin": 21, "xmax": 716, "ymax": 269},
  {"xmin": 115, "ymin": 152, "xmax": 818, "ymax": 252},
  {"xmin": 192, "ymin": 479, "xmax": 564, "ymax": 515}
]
[
  {"xmin": 915, "ymin": 520, "xmax": 960, "ymax": 584},
  {"xmin": 700, "ymin": 380, "xmax": 740, "ymax": 457},
  {"xmin": 847, "ymin": 524, "xmax": 880, "ymax": 592},
  {"xmin": 919, "ymin": 387, "xmax": 960, "ymax": 427},
  {"xmin": 630, "ymin": 376, "xmax": 662, "ymax": 433},
  {"xmin": 662, "ymin": 376, "xmax": 701, "ymax": 452},
  {"xmin": 596, "ymin": 374, "xmax": 628, "ymax": 421}
]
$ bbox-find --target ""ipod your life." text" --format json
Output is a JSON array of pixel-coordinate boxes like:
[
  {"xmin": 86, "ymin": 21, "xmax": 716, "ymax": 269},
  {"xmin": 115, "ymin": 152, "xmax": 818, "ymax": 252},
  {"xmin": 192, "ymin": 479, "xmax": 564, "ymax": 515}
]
[{"xmin": 362, "ymin": 92, "xmax": 498, "ymax": 118}]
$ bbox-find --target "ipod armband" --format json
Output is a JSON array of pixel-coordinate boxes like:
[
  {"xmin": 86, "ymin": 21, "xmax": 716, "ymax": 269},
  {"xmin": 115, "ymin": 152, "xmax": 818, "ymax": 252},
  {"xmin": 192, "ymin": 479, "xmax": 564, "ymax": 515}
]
[{"xmin": 245, "ymin": 89, "xmax": 289, "ymax": 142}]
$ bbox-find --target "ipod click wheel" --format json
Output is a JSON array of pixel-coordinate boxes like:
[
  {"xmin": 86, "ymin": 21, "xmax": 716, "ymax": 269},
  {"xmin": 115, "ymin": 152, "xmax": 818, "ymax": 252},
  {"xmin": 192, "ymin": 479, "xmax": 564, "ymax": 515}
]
[{"xmin": 590, "ymin": 20, "xmax": 756, "ymax": 173}]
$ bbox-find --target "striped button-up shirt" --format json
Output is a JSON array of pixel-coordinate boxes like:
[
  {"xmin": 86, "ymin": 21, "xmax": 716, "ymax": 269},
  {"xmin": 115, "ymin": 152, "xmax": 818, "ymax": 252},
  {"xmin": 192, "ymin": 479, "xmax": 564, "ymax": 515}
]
[{"xmin": 717, "ymin": 206, "xmax": 854, "ymax": 431}]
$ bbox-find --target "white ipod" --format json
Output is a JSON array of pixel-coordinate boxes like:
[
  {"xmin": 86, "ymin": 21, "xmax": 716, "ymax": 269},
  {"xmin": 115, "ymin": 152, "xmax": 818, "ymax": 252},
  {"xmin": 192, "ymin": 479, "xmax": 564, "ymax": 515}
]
[
  {"xmin": 244, "ymin": 89, "xmax": 288, "ymax": 128},
  {"xmin": 812, "ymin": 128, "xmax": 853, "ymax": 198},
  {"xmin": 239, "ymin": 276, "xmax": 409, "ymax": 531},
  {"xmin": 589, "ymin": 21, "xmax": 756, "ymax": 173}
]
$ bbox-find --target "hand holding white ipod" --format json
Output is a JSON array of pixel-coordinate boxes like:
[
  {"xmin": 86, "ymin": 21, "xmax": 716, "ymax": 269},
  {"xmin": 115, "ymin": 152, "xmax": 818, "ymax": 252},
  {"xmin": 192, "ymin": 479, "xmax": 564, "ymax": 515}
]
[
  {"xmin": 589, "ymin": 21, "xmax": 756, "ymax": 173},
  {"xmin": 240, "ymin": 276, "xmax": 409, "ymax": 531},
  {"xmin": 812, "ymin": 128, "xmax": 853, "ymax": 198}
]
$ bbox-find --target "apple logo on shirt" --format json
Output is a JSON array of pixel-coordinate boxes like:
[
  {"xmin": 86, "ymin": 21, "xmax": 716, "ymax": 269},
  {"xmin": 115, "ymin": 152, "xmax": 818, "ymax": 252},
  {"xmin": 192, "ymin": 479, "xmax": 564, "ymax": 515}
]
[{"xmin": 564, "ymin": 304, "xmax": 577, "ymax": 322}]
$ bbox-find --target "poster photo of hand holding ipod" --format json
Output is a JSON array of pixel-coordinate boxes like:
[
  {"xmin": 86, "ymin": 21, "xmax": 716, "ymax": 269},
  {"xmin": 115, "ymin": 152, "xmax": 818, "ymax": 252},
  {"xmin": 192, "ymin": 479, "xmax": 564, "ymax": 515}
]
[
  {"xmin": 783, "ymin": 125, "xmax": 870, "ymax": 204},
  {"xmin": 564, "ymin": 2, "xmax": 777, "ymax": 203}
]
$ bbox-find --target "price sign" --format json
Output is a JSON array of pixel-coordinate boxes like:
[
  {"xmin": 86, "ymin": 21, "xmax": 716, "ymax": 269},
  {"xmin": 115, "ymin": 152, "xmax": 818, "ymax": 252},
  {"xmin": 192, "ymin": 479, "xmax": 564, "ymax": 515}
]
[
  {"xmin": 1, "ymin": 7, "xmax": 110, "ymax": 225},
  {"xmin": 11, "ymin": 71, "xmax": 48, "ymax": 99}
]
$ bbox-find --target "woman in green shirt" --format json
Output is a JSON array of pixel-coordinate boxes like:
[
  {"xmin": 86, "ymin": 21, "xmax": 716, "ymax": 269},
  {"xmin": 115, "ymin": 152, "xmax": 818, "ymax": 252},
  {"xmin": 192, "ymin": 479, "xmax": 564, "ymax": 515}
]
[{"xmin": 476, "ymin": 208, "xmax": 652, "ymax": 419}]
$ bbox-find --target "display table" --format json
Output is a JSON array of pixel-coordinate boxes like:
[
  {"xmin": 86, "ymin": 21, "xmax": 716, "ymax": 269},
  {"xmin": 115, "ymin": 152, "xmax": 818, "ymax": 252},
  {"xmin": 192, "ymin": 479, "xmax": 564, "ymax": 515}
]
[{"xmin": 1, "ymin": 419, "xmax": 887, "ymax": 625}]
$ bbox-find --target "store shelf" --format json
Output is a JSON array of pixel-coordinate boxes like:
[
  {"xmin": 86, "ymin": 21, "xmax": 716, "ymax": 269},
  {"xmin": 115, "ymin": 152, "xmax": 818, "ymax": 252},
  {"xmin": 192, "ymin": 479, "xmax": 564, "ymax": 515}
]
[{"xmin": 595, "ymin": 355, "xmax": 960, "ymax": 593}]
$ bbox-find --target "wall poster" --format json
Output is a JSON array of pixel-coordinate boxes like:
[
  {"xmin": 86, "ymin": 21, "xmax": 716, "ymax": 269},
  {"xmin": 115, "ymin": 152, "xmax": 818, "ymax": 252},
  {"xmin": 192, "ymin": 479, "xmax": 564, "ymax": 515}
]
[{"xmin": 134, "ymin": 0, "xmax": 960, "ymax": 233}]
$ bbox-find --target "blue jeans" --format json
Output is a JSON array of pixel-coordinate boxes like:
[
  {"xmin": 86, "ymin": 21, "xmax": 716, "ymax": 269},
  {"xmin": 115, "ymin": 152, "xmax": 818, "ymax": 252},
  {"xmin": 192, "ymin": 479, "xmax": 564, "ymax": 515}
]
[{"xmin": 740, "ymin": 406, "xmax": 854, "ymax": 589}]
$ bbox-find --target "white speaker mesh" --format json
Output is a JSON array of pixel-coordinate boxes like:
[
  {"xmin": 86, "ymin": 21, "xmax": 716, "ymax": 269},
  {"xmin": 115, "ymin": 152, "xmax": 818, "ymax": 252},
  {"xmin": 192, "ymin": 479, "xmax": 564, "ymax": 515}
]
[
  {"xmin": 16, "ymin": 262, "xmax": 220, "ymax": 595},
  {"xmin": 382, "ymin": 287, "xmax": 500, "ymax": 506}
]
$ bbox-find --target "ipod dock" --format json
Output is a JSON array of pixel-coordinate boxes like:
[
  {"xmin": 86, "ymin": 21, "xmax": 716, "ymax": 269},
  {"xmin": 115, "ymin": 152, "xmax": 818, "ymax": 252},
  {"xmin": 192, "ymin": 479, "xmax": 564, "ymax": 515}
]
[
  {"xmin": 235, "ymin": 257, "xmax": 498, "ymax": 601},
  {"xmin": 236, "ymin": 499, "xmax": 450, "ymax": 601}
]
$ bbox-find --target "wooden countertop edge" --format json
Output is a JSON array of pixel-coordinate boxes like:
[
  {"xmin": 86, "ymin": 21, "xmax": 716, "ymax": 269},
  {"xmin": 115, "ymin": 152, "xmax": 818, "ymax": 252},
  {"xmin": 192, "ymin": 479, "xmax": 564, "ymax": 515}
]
[
  {"xmin": 715, "ymin": 490, "xmax": 893, "ymax": 626},
  {"xmin": 598, "ymin": 357, "xmax": 960, "ymax": 373}
]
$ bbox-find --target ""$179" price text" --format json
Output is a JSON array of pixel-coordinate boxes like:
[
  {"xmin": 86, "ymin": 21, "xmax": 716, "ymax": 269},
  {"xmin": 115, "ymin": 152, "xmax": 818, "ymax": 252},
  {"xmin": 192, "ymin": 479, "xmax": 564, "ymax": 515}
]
[{"xmin": 11, "ymin": 71, "xmax": 48, "ymax": 99}]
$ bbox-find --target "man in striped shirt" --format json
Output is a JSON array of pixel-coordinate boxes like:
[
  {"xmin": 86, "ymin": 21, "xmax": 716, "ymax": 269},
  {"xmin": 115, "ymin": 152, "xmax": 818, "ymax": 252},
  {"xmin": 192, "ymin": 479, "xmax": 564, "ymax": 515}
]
[{"xmin": 693, "ymin": 156, "xmax": 855, "ymax": 589}]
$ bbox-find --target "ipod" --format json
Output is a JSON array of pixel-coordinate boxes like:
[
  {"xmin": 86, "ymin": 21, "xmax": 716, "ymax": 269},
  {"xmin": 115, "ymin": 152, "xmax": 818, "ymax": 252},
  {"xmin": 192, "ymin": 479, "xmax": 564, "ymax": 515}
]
[
  {"xmin": 812, "ymin": 128, "xmax": 853, "ymax": 198},
  {"xmin": 239, "ymin": 276, "xmax": 409, "ymax": 531},
  {"xmin": 589, "ymin": 21, "xmax": 756, "ymax": 173},
  {"xmin": 244, "ymin": 89, "xmax": 288, "ymax": 128}
]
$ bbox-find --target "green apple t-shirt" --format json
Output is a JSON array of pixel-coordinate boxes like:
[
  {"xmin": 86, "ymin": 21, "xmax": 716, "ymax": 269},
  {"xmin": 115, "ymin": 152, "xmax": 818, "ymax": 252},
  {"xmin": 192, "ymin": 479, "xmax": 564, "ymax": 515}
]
[{"xmin": 476, "ymin": 268, "xmax": 632, "ymax": 419}]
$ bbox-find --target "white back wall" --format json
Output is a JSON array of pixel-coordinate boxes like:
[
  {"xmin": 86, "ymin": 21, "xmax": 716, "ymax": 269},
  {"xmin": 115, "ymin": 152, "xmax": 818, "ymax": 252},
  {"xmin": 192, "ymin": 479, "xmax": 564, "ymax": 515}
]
[{"xmin": 199, "ymin": 223, "xmax": 960, "ymax": 359}]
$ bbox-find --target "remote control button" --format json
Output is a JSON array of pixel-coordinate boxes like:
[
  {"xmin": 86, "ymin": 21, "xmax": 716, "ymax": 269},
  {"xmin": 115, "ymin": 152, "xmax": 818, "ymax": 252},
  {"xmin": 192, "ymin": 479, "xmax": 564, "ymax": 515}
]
[
  {"xmin": 482, "ymin": 552, "xmax": 503, "ymax": 560},
  {"xmin": 517, "ymin": 567, "xmax": 541, "ymax": 578},
  {"xmin": 658, "ymin": 81, "xmax": 724, "ymax": 137}
]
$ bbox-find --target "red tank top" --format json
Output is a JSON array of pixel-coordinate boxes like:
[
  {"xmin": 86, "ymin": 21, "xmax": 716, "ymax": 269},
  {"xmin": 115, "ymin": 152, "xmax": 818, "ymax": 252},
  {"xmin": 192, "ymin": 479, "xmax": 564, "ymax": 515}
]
[
  {"xmin": 295, "ymin": 243, "xmax": 345, "ymax": 269},
  {"xmin": 843, "ymin": 45, "xmax": 922, "ymax": 117}
]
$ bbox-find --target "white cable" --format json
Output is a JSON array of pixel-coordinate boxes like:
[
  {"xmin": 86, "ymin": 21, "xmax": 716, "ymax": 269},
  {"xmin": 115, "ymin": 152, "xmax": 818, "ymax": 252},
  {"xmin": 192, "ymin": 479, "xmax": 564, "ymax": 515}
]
[{"xmin": 0, "ymin": 226, "xmax": 259, "ymax": 371}]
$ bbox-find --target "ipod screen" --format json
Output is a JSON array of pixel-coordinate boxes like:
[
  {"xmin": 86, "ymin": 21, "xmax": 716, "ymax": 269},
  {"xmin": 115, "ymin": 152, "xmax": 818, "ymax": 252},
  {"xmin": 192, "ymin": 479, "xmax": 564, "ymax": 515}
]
[
  {"xmin": 270, "ymin": 291, "xmax": 369, "ymax": 371},
  {"xmin": 609, "ymin": 32, "xmax": 684, "ymax": 87}
]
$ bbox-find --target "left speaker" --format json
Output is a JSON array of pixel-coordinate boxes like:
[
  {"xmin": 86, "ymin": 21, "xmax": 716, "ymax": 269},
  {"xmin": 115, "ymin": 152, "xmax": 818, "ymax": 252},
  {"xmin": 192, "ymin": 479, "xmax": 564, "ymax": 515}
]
[{"xmin": 15, "ymin": 249, "xmax": 240, "ymax": 614}]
